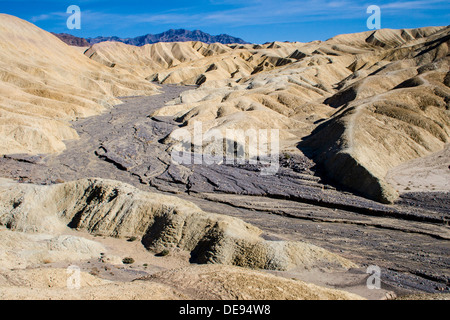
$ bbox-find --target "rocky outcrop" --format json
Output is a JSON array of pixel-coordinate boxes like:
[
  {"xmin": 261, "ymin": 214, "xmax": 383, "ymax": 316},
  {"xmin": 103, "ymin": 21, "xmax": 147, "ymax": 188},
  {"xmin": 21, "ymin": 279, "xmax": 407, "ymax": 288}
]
[
  {"xmin": 139, "ymin": 264, "xmax": 364, "ymax": 300},
  {"xmin": 52, "ymin": 33, "xmax": 90, "ymax": 47},
  {"xmin": 0, "ymin": 230, "xmax": 106, "ymax": 269},
  {"xmin": 0, "ymin": 178, "xmax": 355, "ymax": 271}
]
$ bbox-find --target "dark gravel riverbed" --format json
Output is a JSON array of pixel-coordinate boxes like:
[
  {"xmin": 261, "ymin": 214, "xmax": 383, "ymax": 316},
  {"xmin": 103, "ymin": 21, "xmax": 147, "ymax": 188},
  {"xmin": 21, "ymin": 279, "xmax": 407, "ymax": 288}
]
[{"xmin": 1, "ymin": 84, "xmax": 448, "ymax": 296}]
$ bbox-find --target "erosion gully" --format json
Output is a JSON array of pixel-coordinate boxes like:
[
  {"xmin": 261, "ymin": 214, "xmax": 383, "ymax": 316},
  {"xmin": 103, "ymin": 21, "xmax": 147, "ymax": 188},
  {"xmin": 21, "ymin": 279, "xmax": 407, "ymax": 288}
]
[{"xmin": 1, "ymin": 84, "xmax": 448, "ymax": 295}]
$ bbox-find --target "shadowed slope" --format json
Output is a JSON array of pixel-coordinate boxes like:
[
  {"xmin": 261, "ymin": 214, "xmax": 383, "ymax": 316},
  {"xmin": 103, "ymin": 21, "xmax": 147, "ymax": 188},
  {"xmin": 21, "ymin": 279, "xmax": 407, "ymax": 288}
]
[{"xmin": 300, "ymin": 27, "xmax": 450, "ymax": 203}]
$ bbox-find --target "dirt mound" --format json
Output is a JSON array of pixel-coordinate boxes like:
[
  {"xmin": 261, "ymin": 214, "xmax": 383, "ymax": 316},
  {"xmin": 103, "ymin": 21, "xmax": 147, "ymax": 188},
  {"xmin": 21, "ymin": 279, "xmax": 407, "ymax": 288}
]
[
  {"xmin": 386, "ymin": 144, "xmax": 450, "ymax": 193},
  {"xmin": 141, "ymin": 264, "xmax": 364, "ymax": 300},
  {"xmin": 0, "ymin": 276, "xmax": 185, "ymax": 300},
  {"xmin": 0, "ymin": 264, "xmax": 363, "ymax": 300},
  {"xmin": 327, "ymin": 27, "xmax": 446, "ymax": 49},
  {"xmin": 0, "ymin": 267, "xmax": 109, "ymax": 288},
  {"xmin": 0, "ymin": 229, "xmax": 105, "ymax": 269}
]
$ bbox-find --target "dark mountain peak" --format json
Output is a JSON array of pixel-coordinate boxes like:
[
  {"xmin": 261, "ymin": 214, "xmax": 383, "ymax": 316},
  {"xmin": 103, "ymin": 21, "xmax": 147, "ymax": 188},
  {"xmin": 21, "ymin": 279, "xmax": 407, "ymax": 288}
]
[
  {"xmin": 52, "ymin": 32, "xmax": 90, "ymax": 47},
  {"xmin": 84, "ymin": 29, "xmax": 249, "ymax": 46}
]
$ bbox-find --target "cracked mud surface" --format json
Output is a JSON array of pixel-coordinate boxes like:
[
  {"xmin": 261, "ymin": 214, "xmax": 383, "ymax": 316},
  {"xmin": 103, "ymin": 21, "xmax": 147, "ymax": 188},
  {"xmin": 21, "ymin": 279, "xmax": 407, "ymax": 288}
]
[{"xmin": 1, "ymin": 85, "xmax": 448, "ymax": 295}]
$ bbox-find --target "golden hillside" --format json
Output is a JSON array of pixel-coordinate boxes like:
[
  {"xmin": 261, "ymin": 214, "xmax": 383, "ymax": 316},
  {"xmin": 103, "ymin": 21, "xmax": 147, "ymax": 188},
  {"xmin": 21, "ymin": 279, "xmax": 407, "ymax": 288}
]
[
  {"xmin": 0, "ymin": 14, "xmax": 159, "ymax": 155},
  {"xmin": 143, "ymin": 27, "xmax": 449, "ymax": 203},
  {"xmin": 1, "ymin": 14, "xmax": 448, "ymax": 203}
]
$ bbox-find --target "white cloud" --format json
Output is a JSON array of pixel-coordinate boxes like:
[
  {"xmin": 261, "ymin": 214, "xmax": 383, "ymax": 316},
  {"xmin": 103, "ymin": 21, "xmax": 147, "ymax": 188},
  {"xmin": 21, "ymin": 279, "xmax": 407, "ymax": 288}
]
[
  {"xmin": 381, "ymin": 0, "xmax": 447, "ymax": 9},
  {"xmin": 29, "ymin": 0, "xmax": 449, "ymax": 29}
]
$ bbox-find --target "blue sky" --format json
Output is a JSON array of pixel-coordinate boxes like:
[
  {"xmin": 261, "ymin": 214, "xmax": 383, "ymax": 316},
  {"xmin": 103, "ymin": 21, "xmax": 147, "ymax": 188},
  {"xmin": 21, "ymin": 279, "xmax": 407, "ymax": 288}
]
[{"xmin": 1, "ymin": 0, "xmax": 449, "ymax": 43}]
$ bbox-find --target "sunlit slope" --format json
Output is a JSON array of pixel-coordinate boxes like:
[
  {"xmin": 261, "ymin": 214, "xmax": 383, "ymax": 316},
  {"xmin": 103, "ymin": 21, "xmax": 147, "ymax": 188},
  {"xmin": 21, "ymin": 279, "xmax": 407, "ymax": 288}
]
[
  {"xmin": 0, "ymin": 14, "xmax": 159, "ymax": 155},
  {"xmin": 85, "ymin": 40, "xmax": 313, "ymax": 85},
  {"xmin": 300, "ymin": 26, "xmax": 450, "ymax": 203},
  {"xmin": 147, "ymin": 27, "xmax": 449, "ymax": 203}
]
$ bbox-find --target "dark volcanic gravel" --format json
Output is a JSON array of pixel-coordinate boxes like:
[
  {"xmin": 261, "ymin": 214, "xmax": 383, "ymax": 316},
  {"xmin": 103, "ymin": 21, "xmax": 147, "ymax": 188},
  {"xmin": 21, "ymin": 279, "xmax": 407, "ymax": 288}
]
[{"xmin": 0, "ymin": 84, "xmax": 448, "ymax": 296}]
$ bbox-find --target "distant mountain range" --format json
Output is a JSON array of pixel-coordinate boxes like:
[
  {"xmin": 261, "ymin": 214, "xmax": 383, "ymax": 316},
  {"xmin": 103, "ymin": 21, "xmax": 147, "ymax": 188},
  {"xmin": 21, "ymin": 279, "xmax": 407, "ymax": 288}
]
[
  {"xmin": 52, "ymin": 33, "xmax": 90, "ymax": 47},
  {"xmin": 53, "ymin": 29, "xmax": 249, "ymax": 47}
]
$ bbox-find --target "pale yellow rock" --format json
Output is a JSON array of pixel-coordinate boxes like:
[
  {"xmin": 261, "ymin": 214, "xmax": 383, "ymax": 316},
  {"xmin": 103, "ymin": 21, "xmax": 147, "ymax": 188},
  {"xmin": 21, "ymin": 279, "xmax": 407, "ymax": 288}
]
[
  {"xmin": 0, "ymin": 14, "xmax": 159, "ymax": 155},
  {"xmin": 0, "ymin": 268, "xmax": 110, "ymax": 288},
  {"xmin": 0, "ymin": 264, "xmax": 364, "ymax": 300},
  {"xmin": 0, "ymin": 178, "xmax": 362, "ymax": 300},
  {"xmin": 144, "ymin": 26, "xmax": 449, "ymax": 202},
  {"xmin": 0, "ymin": 178, "xmax": 356, "ymax": 272},
  {"xmin": 0, "ymin": 229, "xmax": 106, "ymax": 269},
  {"xmin": 141, "ymin": 264, "xmax": 365, "ymax": 300}
]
